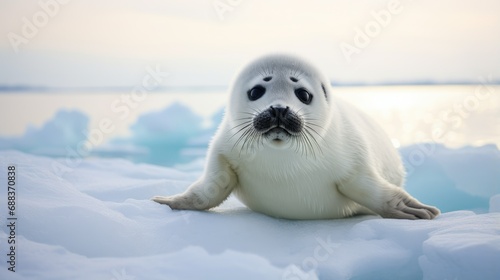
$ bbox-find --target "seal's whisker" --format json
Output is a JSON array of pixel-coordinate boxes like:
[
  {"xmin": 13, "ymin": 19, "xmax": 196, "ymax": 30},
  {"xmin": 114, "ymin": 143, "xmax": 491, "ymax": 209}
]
[
  {"xmin": 305, "ymin": 122, "xmax": 323, "ymax": 128},
  {"xmin": 306, "ymin": 125, "xmax": 326, "ymax": 142},
  {"xmin": 258, "ymin": 68, "xmax": 266, "ymax": 78},
  {"xmin": 248, "ymin": 130, "xmax": 260, "ymax": 155},
  {"xmin": 248, "ymin": 108, "xmax": 261, "ymax": 114},
  {"xmin": 301, "ymin": 130, "xmax": 316, "ymax": 158},
  {"xmin": 232, "ymin": 125, "xmax": 254, "ymax": 152},
  {"xmin": 292, "ymin": 136, "xmax": 300, "ymax": 155},
  {"xmin": 297, "ymin": 131, "xmax": 308, "ymax": 158},
  {"xmin": 235, "ymin": 114, "xmax": 254, "ymax": 121},
  {"xmin": 240, "ymin": 129, "xmax": 259, "ymax": 157},
  {"xmin": 242, "ymin": 129, "xmax": 255, "ymax": 154},
  {"xmin": 298, "ymin": 135, "xmax": 309, "ymax": 158},
  {"xmin": 301, "ymin": 115, "xmax": 319, "ymax": 120},
  {"xmin": 232, "ymin": 117, "xmax": 253, "ymax": 123},
  {"xmin": 303, "ymin": 127, "xmax": 322, "ymax": 156},
  {"xmin": 239, "ymin": 112, "xmax": 257, "ymax": 116},
  {"xmin": 302, "ymin": 118, "xmax": 324, "ymax": 125},
  {"xmin": 297, "ymin": 70, "xmax": 305, "ymax": 79},
  {"xmin": 259, "ymin": 67, "xmax": 269, "ymax": 77},
  {"xmin": 295, "ymin": 107, "xmax": 306, "ymax": 116},
  {"xmin": 229, "ymin": 123, "xmax": 253, "ymax": 139},
  {"xmin": 231, "ymin": 120, "xmax": 252, "ymax": 126}
]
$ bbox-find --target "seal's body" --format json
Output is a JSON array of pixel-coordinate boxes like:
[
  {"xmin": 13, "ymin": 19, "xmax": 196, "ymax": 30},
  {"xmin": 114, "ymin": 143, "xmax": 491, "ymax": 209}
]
[{"xmin": 153, "ymin": 54, "xmax": 440, "ymax": 220}]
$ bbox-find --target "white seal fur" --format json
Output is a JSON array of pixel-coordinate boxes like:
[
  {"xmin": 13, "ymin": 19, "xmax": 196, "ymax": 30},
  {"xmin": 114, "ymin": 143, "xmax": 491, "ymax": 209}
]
[{"xmin": 152, "ymin": 54, "xmax": 440, "ymax": 220}]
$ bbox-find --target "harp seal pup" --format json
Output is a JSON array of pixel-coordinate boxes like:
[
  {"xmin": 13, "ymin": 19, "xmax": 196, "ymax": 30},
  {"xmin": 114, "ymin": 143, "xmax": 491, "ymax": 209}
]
[{"xmin": 152, "ymin": 54, "xmax": 440, "ymax": 220}]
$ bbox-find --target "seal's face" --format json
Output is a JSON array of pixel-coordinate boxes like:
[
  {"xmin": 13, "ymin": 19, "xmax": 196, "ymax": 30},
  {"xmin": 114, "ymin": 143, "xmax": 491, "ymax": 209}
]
[{"xmin": 228, "ymin": 55, "xmax": 331, "ymax": 156}]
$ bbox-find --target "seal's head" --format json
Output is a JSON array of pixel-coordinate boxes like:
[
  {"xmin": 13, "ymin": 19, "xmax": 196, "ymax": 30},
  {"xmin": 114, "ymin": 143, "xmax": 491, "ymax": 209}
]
[{"xmin": 227, "ymin": 54, "xmax": 332, "ymax": 155}]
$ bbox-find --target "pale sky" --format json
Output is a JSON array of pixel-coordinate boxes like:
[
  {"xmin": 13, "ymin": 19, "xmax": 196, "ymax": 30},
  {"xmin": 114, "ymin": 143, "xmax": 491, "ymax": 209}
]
[{"xmin": 1, "ymin": 0, "xmax": 499, "ymax": 87}]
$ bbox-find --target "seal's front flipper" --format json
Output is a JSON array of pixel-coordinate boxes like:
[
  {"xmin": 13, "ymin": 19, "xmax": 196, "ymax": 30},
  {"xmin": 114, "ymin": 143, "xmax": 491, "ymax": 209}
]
[
  {"xmin": 152, "ymin": 153, "xmax": 237, "ymax": 211},
  {"xmin": 337, "ymin": 172, "xmax": 440, "ymax": 220},
  {"xmin": 151, "ymin": 194, "xmax": 202, "ymax": 210},
  {"xmin": 379, "ymin": 190, "xmax": 440, "ymax": 220}
]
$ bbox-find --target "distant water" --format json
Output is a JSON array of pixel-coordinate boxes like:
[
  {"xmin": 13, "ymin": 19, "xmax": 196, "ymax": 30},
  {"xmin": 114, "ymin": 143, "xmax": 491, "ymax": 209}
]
[{"xmin": 0, "ymin": 85, "xmax": 499, "ymax": 150}]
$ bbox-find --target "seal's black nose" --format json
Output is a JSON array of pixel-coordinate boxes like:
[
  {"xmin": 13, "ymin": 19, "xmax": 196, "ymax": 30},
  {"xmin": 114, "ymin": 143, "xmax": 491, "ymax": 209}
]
[
  {"xmin": 253, "ymin": 105, "xmax": 302, "ymax": 134},
  {"xmin": 269, "ymin": 106, "xmax": 290, "ymax": 119}
]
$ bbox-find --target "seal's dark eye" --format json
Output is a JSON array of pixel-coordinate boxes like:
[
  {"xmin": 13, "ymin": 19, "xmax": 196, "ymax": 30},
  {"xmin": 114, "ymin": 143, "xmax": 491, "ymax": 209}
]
[
  {"xmin": 295, "ymin": 88, "xmax": 313, "ymax": 104},
  {"xmin": 248, "ymin": 85, "xmax": 266, "ymax": 101}
]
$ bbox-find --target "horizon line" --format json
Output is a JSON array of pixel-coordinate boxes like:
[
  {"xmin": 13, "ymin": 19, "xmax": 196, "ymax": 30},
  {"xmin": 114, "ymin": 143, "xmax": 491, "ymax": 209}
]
[{"xmin": 0, "ymin": 80, "xmax": 499, "ymax": 93}]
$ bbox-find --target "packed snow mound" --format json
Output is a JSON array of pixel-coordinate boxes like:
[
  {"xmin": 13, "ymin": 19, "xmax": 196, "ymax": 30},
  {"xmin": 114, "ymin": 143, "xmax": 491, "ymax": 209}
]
[
  {"xmin": 111, "ymin": 102, "xmax": 204, "ymax": 165},
  {"xmin": 0, "ymin": 105, "xmax": 219, "ymax": 166},
  {"xmin": 0, "ymin": 110, "xmax": 88, "ymax": 157},
  {"xmin": 401, "ymin": 143, "xmax": 500, "ymax": 212},
  {"xmin": 0, "ymin": 151, "xmax": 499, "ymax": 280}
]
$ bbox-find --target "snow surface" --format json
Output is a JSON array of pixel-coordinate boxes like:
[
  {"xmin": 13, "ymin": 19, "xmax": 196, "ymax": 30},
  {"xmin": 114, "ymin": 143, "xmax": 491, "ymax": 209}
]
[{"xmin": 0, "ymin": 151, "xmax": 499, "ymax": 280}]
